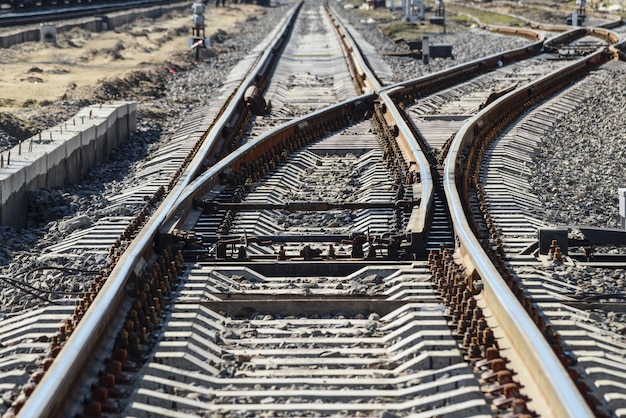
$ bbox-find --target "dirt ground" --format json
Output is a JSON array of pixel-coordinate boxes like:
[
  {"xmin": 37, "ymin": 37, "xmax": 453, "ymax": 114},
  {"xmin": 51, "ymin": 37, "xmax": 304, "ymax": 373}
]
[{"xmin": 0, "ymin": 4, "xmax": 265, "ymax": 110}]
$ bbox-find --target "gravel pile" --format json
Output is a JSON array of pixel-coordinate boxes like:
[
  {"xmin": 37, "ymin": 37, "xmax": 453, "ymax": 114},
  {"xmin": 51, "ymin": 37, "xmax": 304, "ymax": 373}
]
[
  {"xmin": 528, "ymin": 64, "xmax": 626, "ymax": 229},
  {"xmin": 281, "ymin": 153, "xmax": 360, "ymax": 233},
  {"xmin": 517, "ymin": 63, "xmax": 626, "ymax": 337},
  {"xmin": 335, "ymin": 4, "xmax": 533, "ymax": 84}
]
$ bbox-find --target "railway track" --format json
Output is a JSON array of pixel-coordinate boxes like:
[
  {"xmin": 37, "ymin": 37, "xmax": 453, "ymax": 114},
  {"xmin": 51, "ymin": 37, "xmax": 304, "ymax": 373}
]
[
  {"xmin": 2, "ymin": 1, "xmax": 626, "ymax": 417},
  {"xmin": 477, "ymin": 59, "xmax": 626, "ymax": 418},
  {"xmin": 0, "ymin": 0, "xmax": 183, "ymax": 28}
]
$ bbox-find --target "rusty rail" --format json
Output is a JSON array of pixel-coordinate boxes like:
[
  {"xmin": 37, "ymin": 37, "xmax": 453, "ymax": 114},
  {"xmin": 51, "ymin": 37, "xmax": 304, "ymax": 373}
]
[
  {"xmin": 17, "ymin": 5, "xmax": 620, "ymax": 416},
  {"xmin": 544, "ymin": 27, "xmax": 620, "ymax": 52},
  {"xmin": 162, "ymin": 94, "xmax": 377, "ymax": 232},
  {"xmin": 16, "ymin": 3, "xmax": 305, "ymax": 416},
  {"xmin": 443, "ymin": 48, "xmax": 614, "ymax": 418},
  {"xmin": 325, "ymin": 1, "xmax": 383, "ymax": 93}
]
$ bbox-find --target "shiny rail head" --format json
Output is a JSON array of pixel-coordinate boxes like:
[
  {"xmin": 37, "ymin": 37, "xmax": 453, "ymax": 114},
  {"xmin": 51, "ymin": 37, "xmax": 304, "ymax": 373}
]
[
  {"xmin": 442, "ymin": 48, "xmax": 610, "ymax": 418},
  {"xmin": 14, "ymin": 3, "xmax": 308, "ymax": 418}
]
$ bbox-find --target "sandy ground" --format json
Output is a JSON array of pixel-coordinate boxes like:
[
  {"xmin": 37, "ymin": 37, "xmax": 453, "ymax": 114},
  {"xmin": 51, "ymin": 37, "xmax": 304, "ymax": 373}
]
[{"xmin": 0, "ymin": 4, "xmax": 265, "ymax": 110}]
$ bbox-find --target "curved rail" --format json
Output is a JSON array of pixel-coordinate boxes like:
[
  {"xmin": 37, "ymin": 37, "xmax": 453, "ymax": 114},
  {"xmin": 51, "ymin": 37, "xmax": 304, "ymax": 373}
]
[
  {"xmin": 443, "ymin": 48, "xmax": 614, "ymax": 418},
  {"xmin": 162, "ymin": 1, "xmax": 387, "ymax": 230},
  {"xmin": 611, "ymin": 37, "xmax": 626, "ymax": 57},
  {"xmin": 187, "ymin": 1, "xmax": 303, "ymax": 175},
  {"xmin": 385, "ymin": 32, "xmax": 544, "ymax": 103},
  {"xmin": 377, "ymin": 88, "xmax": 432, "ymax": 254},
  {"xmin": 544, "ymin": 26, "xmax": 621, "ymax": 52},
  {"xmin": 472, "ymin": 21, "xmax": 545, "ymax": 41},
  {"xmin": 163, "ymin": 94, "xmax": 377, "ymax": 229},
  {"xmin": 166, "ymin": 10, "xmax": 548, "ymax": 254},
  {"xmin": 16, "ymin": 3, "xmax": 304, "ymax": 417},
  {"xmin": 374, "ymin": 31, "xmax": 543, "ymax": 252},
  {"xmin": 528, "ymin": 16, "xmax": 624, "ymax": 32}
]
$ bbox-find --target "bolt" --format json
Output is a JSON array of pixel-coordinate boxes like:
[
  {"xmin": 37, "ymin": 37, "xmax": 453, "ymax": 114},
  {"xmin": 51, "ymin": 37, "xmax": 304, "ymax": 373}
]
[
  {"xmin": 41, "ymin": 357, "xmax": 54, "ymax": 371},
  {"xmin": 91, "ymin": 386, "xmax": 108, "ymax": 404},
  {"xmin": 481, "ymin": 328, "xmax": 496, "ymax": 349},
  {"xmin": 327, "ymin": 244, "xmax": 335, "ymax": 259},
  {"xmin": 83, "ymin": 401, "xmax": 102, "ymax": 417},
  {"xmin": 496, "ymin": 370, "xmax": 514, "ymax": 387},
  {"xmin": 462, "ymin": 328, "xmax": 475, "ymax": 349},
  {"xmin": 277, "ymin": 245, "xmax": 287, "ymax": 260},
  {"xmin": 554, "ymin": 246, "xmax": 563, "ymax": 262},
  {"xmin": 99, "ymin": 373, "xmax": 125, "ymax": 398},
  {"xmin": 512, "ymin": 398, "xmax": 529, "ymax": 414},
  {"xmin": 491, "ymin": 358, "xmax": 506, "ymax": 372},
  {"xmin": 30, "ymin": 369, "xmax": 45, "ymax": 384},
  {"xmin": 466, "ymin": 337, "xmax": 482, "ymax": 360},
  {"xmin": 502, "ymin": 382, "xmax": 520, "ymax": 399}
]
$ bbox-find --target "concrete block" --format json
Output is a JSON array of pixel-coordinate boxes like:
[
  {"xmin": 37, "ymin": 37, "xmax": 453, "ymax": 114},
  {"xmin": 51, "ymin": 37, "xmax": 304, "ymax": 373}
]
[
  {"xmin": 18, "ymin": 146, "xmax": 49, "ymax": 191},
  {"xmin": 0, "ymin": 102, "xmax": 135, "ymax": 228},
  {"xmin": 0, "ymin": 165, "xmax": 27, "ymax": 227},
  {"xmin": 128, "ymin": 102, "xmax": 137, "ymax": 133},
  {"xmin": 107, "ymin": 107, "xmax": 119, "ymax": 156},
  {"xmin": 63, "ymin": 121, "xmax": 86, "ymax": 156},
  {"xmin": 114, "ymin": 102, "xmax": 130, "ymax": 150},
  {"xmin": 42, "ymin": 131, "xmax": 70, "ymax": 168},
  {"xmin": 94, "ymin": 119, "xmax": 109, "ymax": 165},
  {"xmin": 80, "ymin": 107, "xmax": 112, "ymax": 164},
  {"xmin": 63, "ymin": 124, "xmax": 87, "ymax": 185},
  {"xmin": 78, "ymin": 125, "xmax": 96, "ymax": 179},
  {"xmin": 48, "ymin": 132, "xmax": 76, "ymax": 187}
]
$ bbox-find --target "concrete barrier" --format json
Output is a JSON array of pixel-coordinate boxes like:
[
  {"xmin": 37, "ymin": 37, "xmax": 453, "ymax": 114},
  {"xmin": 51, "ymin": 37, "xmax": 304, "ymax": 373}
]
[
  {"xmin": 0, "ymin": 102, "xmax": 136, "ymax": 228},
  {"xmin": 0, "ymin": 2, "xmax": 188, "ymax": 48}
]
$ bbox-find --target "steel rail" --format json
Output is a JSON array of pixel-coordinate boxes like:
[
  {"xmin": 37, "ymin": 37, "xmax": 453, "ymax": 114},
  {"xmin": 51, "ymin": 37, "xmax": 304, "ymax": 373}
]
[
  {"xmin": 442, "ymin": 49, "xmax": 615, "ymax": 418},
  {"xmin": 184, "ymin": 1, "xmax": 302, "ymax": 180},
  {"xmin": 373, "ymin": 29, "xmax": 544, "ymax": 254},
  {"xmin": 544, "ymin": 26, "xmax": 621, "ymax": 52},
  {"xmin": 477, "ymin": 23, "xmax": 546, "ymax": 40},
  {"xmin": 610, "ymin": 37, "xmax": 626, "ymax": 56},
  {"xmin": 164, "ymin": 92, "xmax": 377, "ymax": 227},
  {"xmin": 375, "ymin": 24, "xmax": 615, "ymax": 257},
  {"xmin": 164, "ymin": 1, "xmax": 428, "ymax": 242},
  {"xmin": 325, "ymin": 1, "xmax": 383, "ymax": 93},
  {"xmin": 16, "ymin": 3, "xmax": 304, "ymax": 417},
  {"xmin": 328, "ymin": 8, "xmax": 544, "ymax": 254},
  {"xmin": 528, "ymin": 16, "xmax": 624, "ymax": 32},
  {"xmin": 377, "ymin": 87, "xmax": 433, "ymax": 254},
  {"xmin": 165, "ymin": 1, "xmax": 387, "ymax": 229}
]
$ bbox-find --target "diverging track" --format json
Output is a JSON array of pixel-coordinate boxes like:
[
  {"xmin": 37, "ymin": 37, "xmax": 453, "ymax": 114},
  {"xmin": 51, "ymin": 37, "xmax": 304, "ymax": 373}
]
[{"xmin": 10, "ymin": 2, "xmax": 626, "ymax": 417}]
